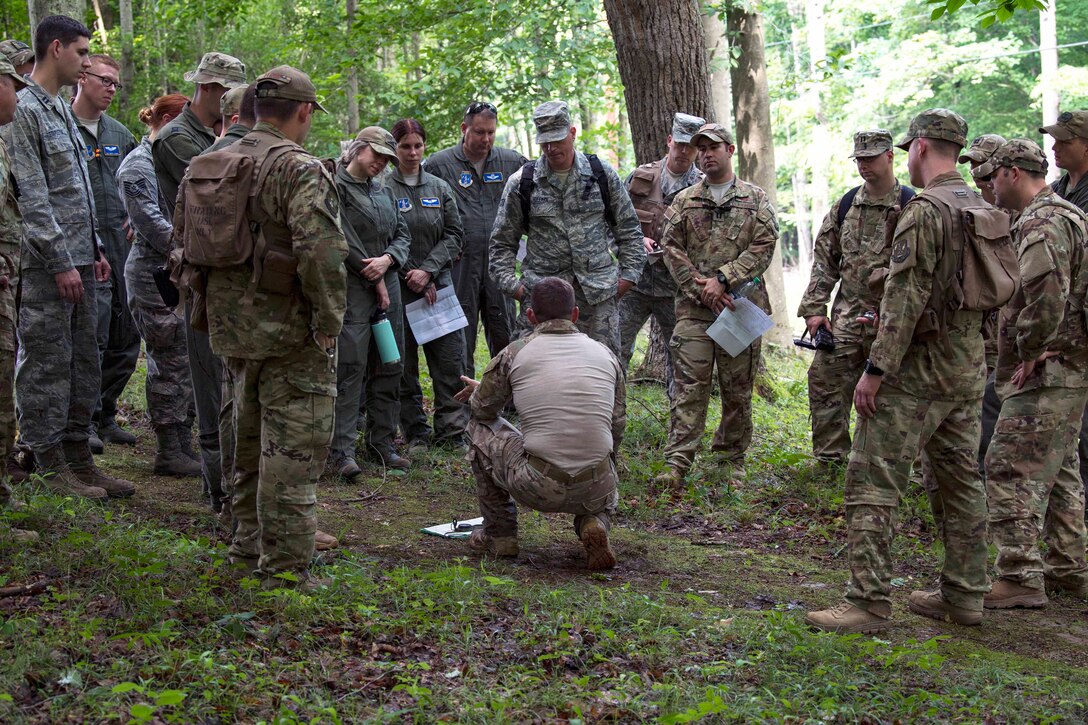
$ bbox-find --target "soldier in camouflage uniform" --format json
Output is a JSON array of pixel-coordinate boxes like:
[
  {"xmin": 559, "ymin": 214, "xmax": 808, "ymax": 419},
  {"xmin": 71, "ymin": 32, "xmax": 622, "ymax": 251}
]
[
  {"xmin": 0, "ymin": 57, "xmax": 35, "ymax": 541},
  {"xmin": 1040, "ymin": 111, "xmax": 1088, "ymax": 516},
  {"xmin": 153, "ymin": 51, "xmax": 246, "ymax": 513},
  {"xmin": 457, "ymin": 277, "xmax": 624, "ymax": 570},
  {"xmin": 982, "ymin": 139, "xmax": 1088, "ymax": 607},
  {"xmin": 2, "ymin": 16, "xmax": 133, "ymax": 500},
  {"xmin": 489, "ymin": 101, "xmax": 645, "ymax": 356},
  {"xmin": 178, "ymin": 66, "xmax": 347, "ymax": 587},
  {"xmin": 618, "ymin": 112, "xmax": 704, "ymax": 397},
  {"xmin": 0, "ymin": 40, "xmax": 33, "ymax": 77},
  {"xmin": 209, "ymin": 84, "xmax": 254, "ymax": 152},
  {"xmin": 119, "ymin": 93, "xmax": 200, "ymax": 479},
  {"xmin": 656, "ymin": 123, "xmax": 779, "ymax": 488},
  {"xmin": 806, "ymin": 109, "xmax": 990, "ymax": 634},
  {"xmin": 72, "ymin": 54, "xmax": 139, "ymax": 449},
  {"xmin": 798, "ymin": 130, "xmax": 912, "ymax": 464}
]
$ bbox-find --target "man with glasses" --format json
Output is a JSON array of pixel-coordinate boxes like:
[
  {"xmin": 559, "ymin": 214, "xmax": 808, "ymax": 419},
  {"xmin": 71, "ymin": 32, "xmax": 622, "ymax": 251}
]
[
  {"xmin": 423, "ymin": 101, "xmax": 526, "ymax": 377},
  {"xmin": 72, "ymin": 53, "xmax": 138, "ymax": 451}
]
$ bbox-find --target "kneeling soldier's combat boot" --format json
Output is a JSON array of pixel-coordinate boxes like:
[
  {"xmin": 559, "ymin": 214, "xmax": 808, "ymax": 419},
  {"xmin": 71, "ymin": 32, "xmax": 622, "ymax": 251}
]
[
  {"xmin": 153, "ymin": 426, "xmax": 202, "ymax": 477},
  {"xmin": 654, "ymin": 466, "xmax": 685, "ymax": 492},
  {"xmin": 984, "ymin": 579, "xmax": 1047, "ymax": 609},
  {"xmin": 468, "ymin": 528, "xmax": 519, "ymax": 558},
  {"xmin": 63, "ymin": 441, "xmax": 135, "ymax": 498},
  {"xmin": 805, "ymin": 602, "xmax": 891, "ymax": 634},
  {"xmin": 34, "ymin": 445, "xmax": 107, "ymax": 501},
  {"xmin": 580, "ymin": 517, "xmax": 616, "ymax": 570},
  {"xmin": 908, "ymin": 589, "xmax": 982, "ymax": 626}
]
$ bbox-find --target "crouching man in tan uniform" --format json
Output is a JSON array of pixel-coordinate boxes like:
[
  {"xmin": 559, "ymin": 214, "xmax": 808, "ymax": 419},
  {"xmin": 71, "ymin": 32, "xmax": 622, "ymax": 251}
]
[{"xmin": 456, "ymin": 276, "xmax": 625, "ymax": 569}]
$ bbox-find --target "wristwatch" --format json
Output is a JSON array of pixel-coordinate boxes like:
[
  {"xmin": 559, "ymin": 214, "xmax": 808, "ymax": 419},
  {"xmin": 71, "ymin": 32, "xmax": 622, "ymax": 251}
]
[
  {"xmin": 716, "ymin": 271, "xmax": 729, "ymax": 290},
  {"xmin": 863, "ymin": 359, "xmax": 884, "ymax": 377}
]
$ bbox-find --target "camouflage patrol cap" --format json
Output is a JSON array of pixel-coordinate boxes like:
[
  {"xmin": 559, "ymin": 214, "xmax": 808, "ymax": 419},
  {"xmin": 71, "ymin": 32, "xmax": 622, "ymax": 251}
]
[
  {"xmin": 255, "ymin": 66, "xmax": 326, "ymax": 112},
  {"xmin": 0, "ymin": 57, "xmax": 27, "ymax": 90},
  {"xmin": 219, "ymin": 84, "xmax": 249, "ymax": 118},
  {"xmin": 1039, "ymin": 110, "xmax": 1088, "ymax": 141},
  {"xmin": 184, "ymin": 52, "xmax": 246, "ymax": 88},
  {"xmin": 971, "ymin": 160, "xmax": 996, "ymax": 180},
  {"xmin": 990, "ymin": 138, "xmax": 1049, "ymax": 175},
  {"xmin": 691, "ymin": 122, "xmax": 735, "ymax": 145},
  {"xmin": 671, "ymin": 112, "xmax": 706, "ymax": 144},
  {"xmin": 533, "ymin": 101, "xmax": 572, "ymax": 144},
  {"xmin": 850, "ymin": 129, "xmax": 893, "ymax": 158},
  {"xmin": 895, "ymin": 108, "xmax": 968, "ymax": 151},
  {"xmin": 958, "ymin": 134, "xmax": 1007, "ymax": 164},
  {"xmin": 356, "ymin": 126, "xmax": 398, "ymax": 166},
  {"xmin": 0, "ymin": 40, "xmax": 32, "ymax": 68}
]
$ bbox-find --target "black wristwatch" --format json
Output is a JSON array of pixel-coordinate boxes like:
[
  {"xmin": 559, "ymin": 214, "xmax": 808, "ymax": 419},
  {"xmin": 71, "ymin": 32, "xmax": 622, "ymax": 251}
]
[
  {"xmin": 716, "ymin": 271, "xmax": 729, "ymax": 290},
  {"xmin": 863, "ymin": 359, "xmax": 885, "ymax": 377}
]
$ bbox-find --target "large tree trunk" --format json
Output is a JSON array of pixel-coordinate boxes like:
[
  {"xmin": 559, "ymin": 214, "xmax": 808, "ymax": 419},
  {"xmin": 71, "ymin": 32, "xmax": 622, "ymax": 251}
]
[
  {"xmin": 118, "ymin": 0, "xmax": 133, "ymax": 108},
  {"xmin": 602, "ymin": 0, "xmax": 712, "ymax": 165},
  {"xmin": 1039, "ymin": 0, "xmax": 1059, "ymax": 183},
  {"xmin": 702, "ymin": 6, "xmax": 732, "ymax": 126},
  {"xmin": 727, "ymin": 6, "xmax": 792, "ymax": 348},
  {"xmin": 345, "ymin": 0, "xmax": 360, "ymax": 135},
  {"xmin": 28, "ymin": 0, "xmax": 86, "ymax": 36}
]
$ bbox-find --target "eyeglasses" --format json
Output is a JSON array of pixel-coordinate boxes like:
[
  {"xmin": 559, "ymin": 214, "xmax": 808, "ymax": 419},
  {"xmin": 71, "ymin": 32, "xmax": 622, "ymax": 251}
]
[
  {"xmin": 465, "ymin": 101, "xmax": 497, "ymax": 117},
  {"xmin": 84, "ymin": 71, "xmax": 122, "ymax": 91}
]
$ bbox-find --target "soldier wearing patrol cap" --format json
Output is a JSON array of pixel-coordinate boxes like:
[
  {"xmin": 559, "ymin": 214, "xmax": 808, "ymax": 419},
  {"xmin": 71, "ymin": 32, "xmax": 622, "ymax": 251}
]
[
  {"xmin": 983, "ymin": 138, "xmax": 1088, "ymax": 607},
  {"xmin": 490, "ymin": 100, "xmax": 645, "ymax": 355},
  {"xmin": 960, "ymin": 134, "xmax": 1006, "ymax": 206},
  {"xmin": 0, "ymin": 39, "xmax": 33, "ymax": 76},
  {"xmin": 208, "ymin": 84, "xmax": 255, "ymax": 152},
  {"xmin": 798, "ymin": 129, "xmax": 914, "ymax": 465},
  {"xmin": 657, "ymin": 121, "xmax": 779, "ymax": 490},
  {"xmin": 807, "ymin": 109, "xmax": 991, "ymax": 633},
  {"xmin": 71, "ymin": 54, "xmax": 139, "ymax": 451},
  {"xmin": 1040, "ymin": 110, "xmax": 1088, "ymax": 516},
  {"xmin": 618, "ymin": 111, "xmax": 704, "ymax": 398},
  {"xmin": 153, "ymin": 49, "xmax": 245, "ymax": 516}
]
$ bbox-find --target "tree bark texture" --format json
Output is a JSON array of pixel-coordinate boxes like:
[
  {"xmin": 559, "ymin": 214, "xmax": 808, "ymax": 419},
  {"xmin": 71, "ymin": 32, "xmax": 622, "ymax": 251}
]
[
  {"xmin": 345, "ymin": 0, "xmax": 360, "ymax": 135},
  {"xmin": 602, "ymin": 0, "xmax": 712, "ymax": 165},
  {"xmin": 118, "ymin": 0, "xmax": 133, "ymax": 108},
  {"xmin": 702, "ymin": 7, "xmax": 732, "ymax": 126},
  {"xmin": 28, "ymin": 0, "xmax": 86, "ymax": 38},
  {"xmin": 727, "ymin": 7, "xmax": 792, "ymax": 347}
]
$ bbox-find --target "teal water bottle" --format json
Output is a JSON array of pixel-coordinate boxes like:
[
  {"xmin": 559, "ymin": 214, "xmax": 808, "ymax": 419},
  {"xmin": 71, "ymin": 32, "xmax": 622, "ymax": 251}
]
[{"xmin": 370, "ymin": 309, "xmax": 401, "ymax": 364}]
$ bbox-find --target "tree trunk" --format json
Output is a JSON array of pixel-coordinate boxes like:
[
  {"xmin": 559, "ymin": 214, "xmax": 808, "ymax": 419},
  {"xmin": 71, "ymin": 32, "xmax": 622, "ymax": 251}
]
[
  {"xmin": 89, "ymin": 0, "xmax": 105, "ymax": 45},
  {"xmin": 803, "ymin": 0, "xmax": 829, "ymax": 251},
  {"xmin": 1039, "ymin": 0, "xmax": 1059, "ymax": 183},
  {"xmin": 702, "ymin": 6, "xmax": 732, "ymax": 125},
  {"xmin": 28, "ymin": 0, "xmax": 86, "ymax": 36},
  {"xmin": 727, "ymin": 6, "xmax": 792, "ymax": 348},
  {"xmin": 602, "ymin": 0, "xmax": 712, "ymax": 165},
  {"xmin": 118, "ymin": 0, "xmax": 133, "ymax": 108},
  {"xmin": 345, "ymin": 0, "xmax": 359, "ymax": 135}
]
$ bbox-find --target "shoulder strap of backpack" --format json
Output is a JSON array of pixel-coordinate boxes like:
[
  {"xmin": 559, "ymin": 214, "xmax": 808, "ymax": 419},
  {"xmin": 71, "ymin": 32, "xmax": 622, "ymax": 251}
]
[
  {"xmin": 586, "ymin": 153, "xmax": 615, "ymax": 228},
  {"xmin": 244, "ymin": 140, "xmax": 301, "ymax": 305},
  {"xmin": 899, "ymin": 185, "xmax": 916, "ymax": 208},
  {"xmin": 835, "ymin": 185, "xmax": 861, "ymax": 231},
  {"xmin": 519, "ymin": 160, "xmax": 536, "ymax": 233}
]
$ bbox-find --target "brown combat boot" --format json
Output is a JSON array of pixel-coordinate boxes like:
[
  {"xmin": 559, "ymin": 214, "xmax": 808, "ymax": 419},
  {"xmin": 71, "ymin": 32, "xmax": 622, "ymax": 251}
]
[
  {"xmin": 654, "ymin": 466, "xmax": 685, "ymax": 492},
  {"xmin": 6, "ymin": 451, "xmax": 29, "ymax": 484},
  {"xmin": 908, "ymin": 589, "xmax": 982, "ymax": 626},
  {"xmin": 984, "ymin": 579, "xmax": 1047, "ymax": 609},
  {"xmin": 580, "ymin": 517, "xmax": 616, "ymax": 570},
  {"xmin": 468, "ymin": 528, "xmax": 519, "ymax": 557},
  {"xmin": 314, "ymin": 529, "xmax": 339, "ymax": 551},
  {"xmin": 805, "ymin": 602, "xmax": 891, "ymax": 634},
  {"xmin": 34, "ymin": 446, "xmax": 108, "ymax": 501},
  {"xmin": 63, "ymin": 441, "xmax": 135, "ymax": 498},
  {"xmin": 153, "ymin": 427, "xmax": 202, "ymax": 477}
]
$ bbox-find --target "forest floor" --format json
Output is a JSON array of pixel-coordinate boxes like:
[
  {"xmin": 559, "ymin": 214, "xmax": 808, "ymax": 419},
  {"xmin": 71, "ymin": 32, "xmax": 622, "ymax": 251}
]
[{"xmin": 1, "ymin": 346, "xmax": 1087, "ymax": 723}]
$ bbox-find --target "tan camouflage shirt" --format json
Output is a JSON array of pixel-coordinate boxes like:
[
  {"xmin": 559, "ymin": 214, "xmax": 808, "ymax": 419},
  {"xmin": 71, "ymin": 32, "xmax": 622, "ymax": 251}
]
[
  {"xmin": 996, "ymin": 186, "xmax": 1088, "ymax": 397},
  {"xmin": 797, "ymin": 181, "xmax": 906, "ymax": 341},
  {"xmin": 660, "ymin": 177, "xmax": 778, "ymax": 322},
  {"xmin": 868, "ymin": 172, "xmax": 987, "ymax": 401}
]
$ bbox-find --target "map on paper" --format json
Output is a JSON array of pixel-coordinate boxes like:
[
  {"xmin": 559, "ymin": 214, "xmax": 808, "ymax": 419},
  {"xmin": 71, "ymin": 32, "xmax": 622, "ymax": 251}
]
[
  {"xmin": 405, "ymin": 284, "xmax": 469, "ymax": 345},
  {"xmin": 706, "ymin": 298, "xmax": 774, "ymax": 357}
]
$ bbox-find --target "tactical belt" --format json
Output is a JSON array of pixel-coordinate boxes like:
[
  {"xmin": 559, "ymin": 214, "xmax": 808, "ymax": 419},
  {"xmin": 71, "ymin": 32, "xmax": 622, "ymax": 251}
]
[{"xmin": 526, "ymin": 453, "xmax": 611, "ymax": 484}]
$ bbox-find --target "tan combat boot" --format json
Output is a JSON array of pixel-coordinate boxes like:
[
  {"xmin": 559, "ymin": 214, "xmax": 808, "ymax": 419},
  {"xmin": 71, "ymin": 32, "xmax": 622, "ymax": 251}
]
[
  {"xmin": 654, "ymin": 466, "xmax": 685, "ymax": 492},
  {"xmin": 314, "ymin": 529, "xmax": 339, "ymax": 551},
  {"xmin": 63, "ymin": 441, "xmax": 135, "ymax": 498},
  {"xmin": 468, "ymin": 528, "xmax": 519, "ymax": 557},
  {"xmin": 984, "ymin": 579, "xmax": 1047, "ymax": 609},
  {"xmin": 908, "ymin": 589, "xmax": 982, "ymax": 626},
  {"xmin": 805, "ymin": 602, "xmax": 891, "ymax": 634},
  {"xmin": 580, "ymin": 517, "xmax": 616, "ymax": 570},
  {"xmin": 34, "ymin": 446, "xmax": 108, "ymax": 501}
]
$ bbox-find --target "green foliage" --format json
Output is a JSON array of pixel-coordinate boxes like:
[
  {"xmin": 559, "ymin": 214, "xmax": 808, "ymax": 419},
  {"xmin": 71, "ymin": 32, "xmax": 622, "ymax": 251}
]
[{"xmin": 927, "ymin": 0, "xmax": 1048, "ymax": 28}]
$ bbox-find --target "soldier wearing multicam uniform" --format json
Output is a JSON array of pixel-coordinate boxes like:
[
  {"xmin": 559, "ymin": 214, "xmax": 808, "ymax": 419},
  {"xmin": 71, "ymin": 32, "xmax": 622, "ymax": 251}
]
[
  {"xmin": 656, "ymin": 122, "xmax": 779, "ymax": 489},
  {"xmin": 1, "ymin": 16, "xmax": 133, "ymax": 500},
  {"xmin": 798, "ymin": 130, "xmax": 912, "ymax": 464},
  {"xmin": 489, "ymin": 101, "xmax": 645, "ymax": 355},
  {"xmin": 0, "ymin": 39, "xmax": 33, "ymax": 76},
  {"xmin": 982, "ymin": 139, "xmax": 1088, "ymax": 607},
  {"xmin": 618, "ymin": 112, "xmax": 704, "ymax": 396},
  {"xmin": 178, "ymin": 66, "xmax": 348, "ymax": 588},
  {"xmin": 806, "ymin": 109, "xmax": 991, "ymax": 634}
]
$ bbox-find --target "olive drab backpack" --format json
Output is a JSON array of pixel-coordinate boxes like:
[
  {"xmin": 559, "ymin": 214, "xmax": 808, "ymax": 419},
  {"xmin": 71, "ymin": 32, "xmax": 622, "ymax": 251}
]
[{"xmin": 910, "ymin": 184, "xmax": 1019, "ymax": 349}]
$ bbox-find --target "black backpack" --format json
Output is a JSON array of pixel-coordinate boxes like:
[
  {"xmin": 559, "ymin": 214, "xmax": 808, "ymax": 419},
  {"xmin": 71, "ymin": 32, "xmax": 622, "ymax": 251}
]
[
  {"xmin": 835, "ymin": 184, "xmax": 916, "ymax": 230},
  {"xmin": 518, "ymin": 153, "xmax": 614, "ymax": 232}
]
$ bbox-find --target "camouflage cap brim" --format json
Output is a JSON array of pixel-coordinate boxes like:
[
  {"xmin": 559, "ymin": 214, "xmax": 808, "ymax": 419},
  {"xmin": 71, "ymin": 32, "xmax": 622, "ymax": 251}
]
[
  {"xmin": 958, "ymin": 148, "xmax": 989, "ymax": 164},
  {"xmin": 184, "ymin": 69, "xmax": 247, "ymax": 88},
  {"xmin": 535, "ymin": 127, "xmax": 570, "ymax": 144}
]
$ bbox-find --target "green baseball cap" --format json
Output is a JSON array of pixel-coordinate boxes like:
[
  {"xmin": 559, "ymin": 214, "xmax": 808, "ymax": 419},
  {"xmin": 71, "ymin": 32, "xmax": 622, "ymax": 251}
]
[
  {"xmin": 958, "ymin": 134, "xmax": 1006, "ymax": 165},
  {"xmin": 255, "ymin": 66, "xmax": 326, "ymax": 112},
  {"xmin": 671, "ymin": 112, "xmax": 706, "ymax": 144},
  {"xmin": 850, "ymin": 129, "xmax": 893, "ymax": 158},
  {"xmin": 355, "ymin": 126, "xmax": 398, "ymax": 166},
  {"xmin": 691, "ymin": 122, "xmax": 735, "ymax": 146},
  {"xmin": 1039, "ymin": 110, "xmax": 1088, "ymax": 141},
  {"xmin": 895, "ymin": 108, "xmax": 968, "ymax": 151},
  {"xmin": 0, "ymin": 57, "xmax": 27, "ymax": 90},
  {"xmin": 990, "ymin": 138, "xmax": 1049, "ymax": 175},
  {"xmin": 0, "ymin": 39, "xmax": 32, "ymax": 68},
  {"xmin": 185, "ymin": 52, "xmax": 246, "ymax": 88},
  {"xmin": 532, "ymin": 101, "xmax": 572, "ymax": 144}
]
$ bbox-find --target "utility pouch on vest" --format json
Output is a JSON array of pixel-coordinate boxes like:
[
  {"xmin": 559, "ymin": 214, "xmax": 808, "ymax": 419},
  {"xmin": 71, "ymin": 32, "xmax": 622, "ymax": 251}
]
[
  {"xmin": 258, "ymin": 248, "xmax": 299, "ymax": 296},
  {"xmin": 960, "ymin": 208, "xmax": 1017, "ymax": 310}
]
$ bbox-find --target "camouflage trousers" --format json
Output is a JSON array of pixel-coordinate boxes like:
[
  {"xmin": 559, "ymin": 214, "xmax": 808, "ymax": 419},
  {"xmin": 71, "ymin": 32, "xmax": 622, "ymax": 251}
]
[
  {"xmin": 515, "ymin": 281, "xmax": 620, "ymax": 356},
  {"xmin": 985, "ymin": 385, "xmax": 1088, "ymax": 592},
  {"xmin": 467, "ymin": 418, "xmax": 617, "ymax": 539},
  {"xmin": 128, "ymin": 303, "xmax": 192, "ymax": 428},
  {"xmin": 16, "ymin": 266, "xmax": 99, "ymax": 452},
  {"xmin": 618, "ymin": 289, "xmax": 675, "ymax": 397},
  {"xmin": 844, "ymin": 385, "xmax": 989, "ymax": 615},
  {"xmin": 664, "ymin": 317, "xmax": 758, "ymax": 471},
  {"xmin": 0, "ymin": 280, "xmax": 14, "ymax": 463},
  {"xmin": 226, "ymin": 342, "xmax": 336, "ymax": 578},
  {"xmin": 806, "ymin": 336, "xmax": 871, "ymax": 463}
]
